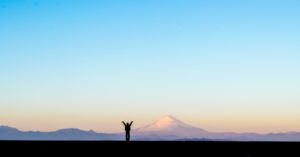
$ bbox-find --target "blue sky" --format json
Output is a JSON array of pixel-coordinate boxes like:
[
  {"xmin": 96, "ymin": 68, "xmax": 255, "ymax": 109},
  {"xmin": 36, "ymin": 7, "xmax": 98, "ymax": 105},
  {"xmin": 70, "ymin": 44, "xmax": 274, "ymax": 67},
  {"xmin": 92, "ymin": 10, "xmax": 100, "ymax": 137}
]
[{"xmin": 0, "ymin": 0, "xmax": 300, "ymax": 133}]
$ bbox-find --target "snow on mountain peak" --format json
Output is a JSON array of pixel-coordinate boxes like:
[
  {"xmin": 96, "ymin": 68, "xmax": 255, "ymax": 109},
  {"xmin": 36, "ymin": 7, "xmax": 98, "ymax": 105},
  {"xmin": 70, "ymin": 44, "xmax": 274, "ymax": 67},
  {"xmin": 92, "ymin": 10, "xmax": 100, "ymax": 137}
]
[
  {"xmin": 149, "ymin": 115, "xmax": 189, "ymax": 129},
  {"xmin": 135, "ymin": 115, "xmax": 206, "ymax": 134}
]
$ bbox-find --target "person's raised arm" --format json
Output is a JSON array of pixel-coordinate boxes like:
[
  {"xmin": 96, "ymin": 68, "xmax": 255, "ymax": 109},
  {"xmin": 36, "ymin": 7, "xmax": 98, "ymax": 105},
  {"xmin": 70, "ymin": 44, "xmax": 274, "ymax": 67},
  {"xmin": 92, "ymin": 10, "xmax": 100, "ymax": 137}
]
[
  {"xmin": 122, "ymin": 121, "xmax": 126, "ymax": 126},
  {"xmin": 130, "ymin": 121, "xmax": 133, "ymax": 126}
]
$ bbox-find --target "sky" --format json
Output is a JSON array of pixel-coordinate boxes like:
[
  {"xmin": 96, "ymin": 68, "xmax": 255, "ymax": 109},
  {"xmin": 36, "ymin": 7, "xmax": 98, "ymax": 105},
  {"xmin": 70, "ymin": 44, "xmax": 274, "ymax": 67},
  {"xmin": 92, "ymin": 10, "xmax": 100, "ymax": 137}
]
[{"xmin": 0, "ymin": 0, "xmax": 300, "ymax": 133}]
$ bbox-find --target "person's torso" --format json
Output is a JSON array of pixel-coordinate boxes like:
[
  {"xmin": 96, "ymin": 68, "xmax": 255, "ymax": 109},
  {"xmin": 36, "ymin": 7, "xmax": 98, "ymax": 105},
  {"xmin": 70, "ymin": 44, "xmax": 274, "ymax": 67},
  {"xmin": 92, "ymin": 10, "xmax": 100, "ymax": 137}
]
[{"xmin": 125, "ymin": 125, "xmax": 130, "ymax": 131}]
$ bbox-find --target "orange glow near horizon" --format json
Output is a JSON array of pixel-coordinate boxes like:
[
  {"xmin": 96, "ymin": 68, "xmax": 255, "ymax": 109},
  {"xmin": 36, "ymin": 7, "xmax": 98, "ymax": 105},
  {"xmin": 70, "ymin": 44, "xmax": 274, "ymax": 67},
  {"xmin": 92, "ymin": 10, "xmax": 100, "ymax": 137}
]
[{"xmin": 1, "ymin": 114, "xmax": 299, "ymax": 134}]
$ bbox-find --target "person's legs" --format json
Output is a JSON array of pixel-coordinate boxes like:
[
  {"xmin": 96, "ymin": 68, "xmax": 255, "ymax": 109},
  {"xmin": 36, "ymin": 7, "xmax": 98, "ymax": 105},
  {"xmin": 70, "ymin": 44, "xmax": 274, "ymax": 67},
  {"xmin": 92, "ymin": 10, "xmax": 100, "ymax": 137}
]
[{"xmin": 126, "ymin": 132, "xmax": 129, "ymax": 141}]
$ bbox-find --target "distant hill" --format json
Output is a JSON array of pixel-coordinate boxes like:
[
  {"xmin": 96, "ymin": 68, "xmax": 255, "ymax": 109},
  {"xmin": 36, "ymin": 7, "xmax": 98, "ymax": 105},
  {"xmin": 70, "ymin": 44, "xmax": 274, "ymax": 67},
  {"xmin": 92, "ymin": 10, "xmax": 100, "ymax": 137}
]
[
  {"xmin": 0, "ymin": 126, "xmax": 122, "ymax": 140},
  {"xmin": 1, "ymin": 115, "xmax": 300, "ymax": 141}
]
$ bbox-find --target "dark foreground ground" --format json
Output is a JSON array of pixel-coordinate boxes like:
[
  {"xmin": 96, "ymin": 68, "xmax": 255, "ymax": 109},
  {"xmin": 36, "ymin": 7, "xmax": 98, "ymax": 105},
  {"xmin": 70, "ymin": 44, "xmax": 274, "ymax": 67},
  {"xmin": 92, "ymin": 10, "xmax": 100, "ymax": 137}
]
[{"xmin": 1, "ymin": 141, "xmax": 299, "ymax": 156}]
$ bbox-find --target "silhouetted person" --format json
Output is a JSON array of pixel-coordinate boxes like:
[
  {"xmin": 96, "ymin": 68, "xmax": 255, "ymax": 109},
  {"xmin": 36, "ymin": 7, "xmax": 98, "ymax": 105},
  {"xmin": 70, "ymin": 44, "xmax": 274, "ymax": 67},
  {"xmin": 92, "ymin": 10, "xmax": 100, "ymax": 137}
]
[{"xmin": 122, "ymin": 121, "xmax": 133, "ymax": 141}]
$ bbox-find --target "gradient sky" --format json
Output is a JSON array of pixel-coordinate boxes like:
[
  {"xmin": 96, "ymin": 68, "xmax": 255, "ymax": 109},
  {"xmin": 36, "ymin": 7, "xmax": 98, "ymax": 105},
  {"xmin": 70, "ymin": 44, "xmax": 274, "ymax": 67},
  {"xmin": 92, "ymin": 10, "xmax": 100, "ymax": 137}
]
[{"xmin": 0, "ymin": 0, "xmax": 300, "ymax": 133}]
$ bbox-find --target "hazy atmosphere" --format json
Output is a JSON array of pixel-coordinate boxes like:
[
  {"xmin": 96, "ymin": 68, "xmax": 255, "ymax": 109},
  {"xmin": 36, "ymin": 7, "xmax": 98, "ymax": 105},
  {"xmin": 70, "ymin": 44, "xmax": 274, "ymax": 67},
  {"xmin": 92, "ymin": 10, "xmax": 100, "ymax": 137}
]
[{"xmin": 1, "ymin": 0, "xmax": 300, "ymax": 134}]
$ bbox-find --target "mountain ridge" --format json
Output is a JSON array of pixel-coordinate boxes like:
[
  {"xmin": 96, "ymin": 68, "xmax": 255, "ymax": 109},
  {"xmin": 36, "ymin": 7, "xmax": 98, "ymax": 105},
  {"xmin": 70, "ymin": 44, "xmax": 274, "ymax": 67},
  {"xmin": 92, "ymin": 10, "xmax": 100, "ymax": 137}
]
[{"xmin": 1, "ymin": 116, "xmax": 300, "ymax": 141}]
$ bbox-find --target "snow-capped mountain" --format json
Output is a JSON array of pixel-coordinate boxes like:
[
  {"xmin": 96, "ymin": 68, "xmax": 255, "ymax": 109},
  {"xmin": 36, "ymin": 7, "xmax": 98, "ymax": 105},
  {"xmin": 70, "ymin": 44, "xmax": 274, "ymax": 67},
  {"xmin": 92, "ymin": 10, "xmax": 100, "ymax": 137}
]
[{"xmin": 133, "ymin": 115, "xmax": 207, "ymax": 138}]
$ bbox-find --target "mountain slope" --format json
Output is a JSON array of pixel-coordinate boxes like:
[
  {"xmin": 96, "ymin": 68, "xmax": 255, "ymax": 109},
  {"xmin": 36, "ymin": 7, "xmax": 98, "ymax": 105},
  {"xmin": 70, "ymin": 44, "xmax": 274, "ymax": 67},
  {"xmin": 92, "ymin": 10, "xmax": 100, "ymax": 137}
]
[{"xmin": 133, "ymin": 115, "xmax": 208, "ymax": 138}]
